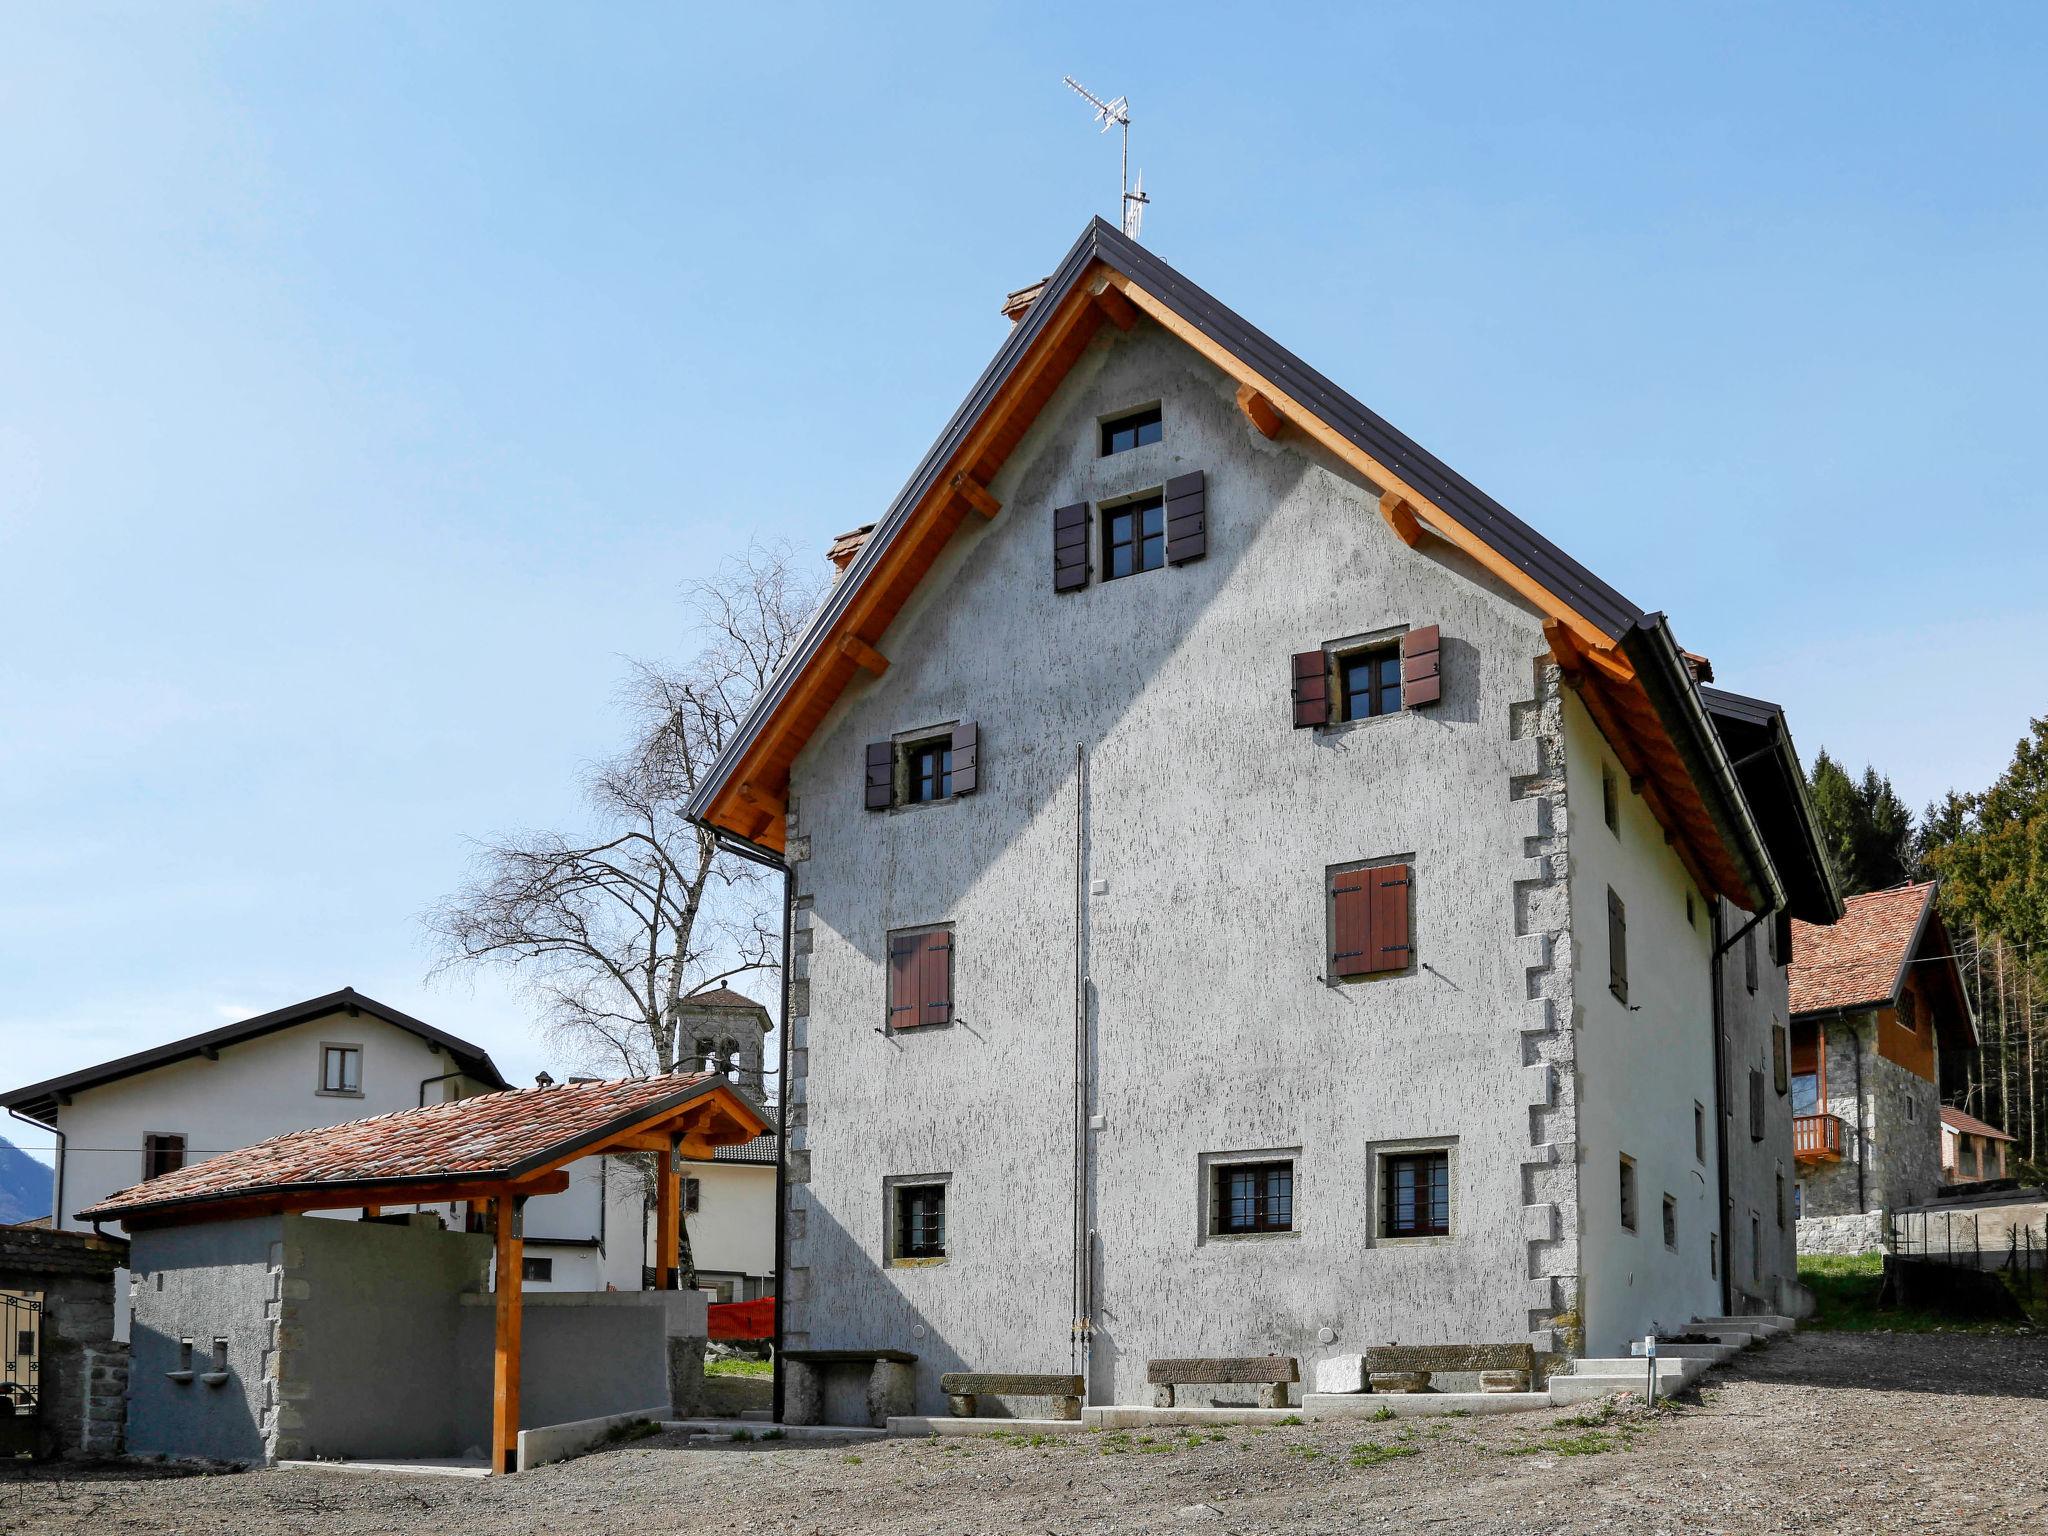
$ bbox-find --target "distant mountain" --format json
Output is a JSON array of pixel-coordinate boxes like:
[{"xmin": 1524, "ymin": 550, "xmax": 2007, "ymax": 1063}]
[{"xmin": 0, "ymin": 1136, "xmax": 52, "ymax": 1225}]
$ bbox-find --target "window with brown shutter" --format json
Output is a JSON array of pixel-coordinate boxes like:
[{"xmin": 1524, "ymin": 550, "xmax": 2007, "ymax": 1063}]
[
  {"xmin": 1749, "ymin": 1068, "xmax": 1766, "ymax": 1142},
  {"xmin": 949, "ymin": 720, "xmax": 979, "ymax": 796},
  {"xmin": 1291, "ymin": 651, "xmax": 1329, "ymax": 728},
  {"xmin": 1772, "ymin": 1024, "xmax": 1789, "ymax": 1094},
  {"xmin": 1607, "ymin": 888, "xmax": 1628, "ymax": 1004},
  {"xmin": 1164, "ymin": 471, "xmax": 1206, "ymax": 564},
  {"xmin": 1053, "ymin": 502, "xmax": 1090, "ymax": 592},
  {"xmin": 870, "ymin": 727, "xmax": 980, "ymax": 810},
  {"xmin": 887, "ymin": 927, "xmax": 954, "ymax": 1030},
  {"xmin": 1400, "ymin": 624, "xmax": 1441, "ymax": 708},
  {"xmin": 1329, "ymin": 861, "xmax": 1413, "ymax": 979}
]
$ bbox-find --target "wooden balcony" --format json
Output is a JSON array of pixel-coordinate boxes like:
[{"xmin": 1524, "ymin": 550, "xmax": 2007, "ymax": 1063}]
[{"xmin": 1794, "ymin": 1113, "xmax": 1845, "ymax": 1163}]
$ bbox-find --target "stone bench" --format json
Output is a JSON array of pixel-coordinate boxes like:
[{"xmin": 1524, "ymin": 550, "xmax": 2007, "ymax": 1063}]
[
  {"xmin": 1146, "ymin": 1356, "xmax": 1298, "ymax": 1409},
  {"xmin": 939, "ymin": 1372, "xmax": 1085, "ymax": 1421},
  {"xmin": 1360, "ymin": 1343, "xmax": 1536, "ymax": 1394},
  {"xmin": 781, "ymin": 1349, "xmax": 918, "ymax": 1428}
]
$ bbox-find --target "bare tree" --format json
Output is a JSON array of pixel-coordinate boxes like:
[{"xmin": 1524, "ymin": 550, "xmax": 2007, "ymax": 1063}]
[{"xmin": 427, "ymin": 543, "xmax": 822, "ymax": 1084}]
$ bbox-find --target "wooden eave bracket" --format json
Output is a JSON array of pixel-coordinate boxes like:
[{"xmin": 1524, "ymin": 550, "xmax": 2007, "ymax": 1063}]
[
  {"xmin": 1088, "ymin": 276, "xmax": 1137, "ymax": 331},
  {"xmin": 949, "ymin": 472, "xmax": 1001, "ymax": 520},
  {"xmin": 1379, "ymin": 490, "xmax": 1424, "ymax": 548},
  {"xmin": 1235, "ymin": 383, "xmax": 1283, "ymax": 440},
  {"xmin": 836, "ymin": 632, "xmax": 890, "ymax": 675}
]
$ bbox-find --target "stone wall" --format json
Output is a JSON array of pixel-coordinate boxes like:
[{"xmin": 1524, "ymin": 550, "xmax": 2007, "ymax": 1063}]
[
  {"xmin": 1800, "ymin": 1014, "xmax": 1942, "ymax": 1223},
  {"xmin": 0, "ymin": 1225, "xmax": 128, "ymax": 1460},
  {"xmin": 1796, "ymin": 1211, "xmax": 1886, "ymax": 1256}
]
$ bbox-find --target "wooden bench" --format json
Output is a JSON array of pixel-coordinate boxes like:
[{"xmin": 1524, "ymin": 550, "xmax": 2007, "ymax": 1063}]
[
  {"xmin": 781, "ymin": 1348, "xmax": 919, "ymax": 1427},
  {"xmin": 1363, "ymin": 1343, "xmax": 1536, "ymax": 1393},
  {"xmin": 1146, "ymin": 1356, "xmax": 1298, "ymax": 1409},
  {"xmin": 939, "ymin": 1372, "xmax": 1085, "ymax": 1421}
]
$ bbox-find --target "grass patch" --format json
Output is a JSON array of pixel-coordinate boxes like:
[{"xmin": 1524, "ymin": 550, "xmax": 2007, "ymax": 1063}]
[
  {"xmin": 603, "ymin": 1419, "xmax": 660, "ymax": 1445},
  {"xmin": 759, "ymin": 1429, "xmax": 785, "ymax": 1441},
  {"xmin": 727, "ymin": 1428, "xmax": 753, "ymax": 1443},
  {"xmin": 1275, "ymin": 1414, "xmax": 1305, "ymax": 1425},
  {"xmin": 1800, "ymin": 1253, "xmax": 2040, "ymax": 1333},
  {"xmin": 1348, "ymin": 1441, "xmax": 1419, "ymax": 1468},
  {"xmin": 1444, "ymin": 1408, "xmax": 1472, "ymax": 1418},
  {"xmin": 1367, "ymin": 1406, "xmax": 1396, "ymax": 1423},
  {"xmin": 842, "ymin": 1454, "xmax": 862, "ymax": 1465},
  {"xmin": 704, "ymin": 1356, "xmax": 774, "ymax": 1378}
]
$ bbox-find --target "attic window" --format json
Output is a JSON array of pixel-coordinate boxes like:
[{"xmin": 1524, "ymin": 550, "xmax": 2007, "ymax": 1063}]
[
  {"xmin": 1102, "ymin": 494, "xmax": 1165, "ymax": 579},
  {"xmin": 1337, "ymin": 643, "xmax": 1402, "ymax": 721},
  {"xmin": 319, "ymin": 1044, "xmax": 362, "ymax": 1096},
  {"xmin": 905, "ymin": 738, "xmax": 954, "ymax": 803},
  {"xmin": 1100, "ymin": 405, "xmax": 1162, "ymax": 456}
]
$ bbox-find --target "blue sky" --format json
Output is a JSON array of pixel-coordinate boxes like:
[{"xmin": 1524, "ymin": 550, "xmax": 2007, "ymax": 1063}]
[{"xmin": 5, "ymin": 4, "xmax": 2045, "ymax": 1166}]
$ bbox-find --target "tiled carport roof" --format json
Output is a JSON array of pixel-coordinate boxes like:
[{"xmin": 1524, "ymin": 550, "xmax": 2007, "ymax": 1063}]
[
  {"xmin": 77, "ymin": 1072, "xmax": 766, "ymax": 1226},
  {"xmin": 1941, "ymin": 1106, "xmax": 2016, "ymax": 1143},
  {"xmin": 1790, "ymin": 881, "xmax": 1937, "ymax": 1016}
]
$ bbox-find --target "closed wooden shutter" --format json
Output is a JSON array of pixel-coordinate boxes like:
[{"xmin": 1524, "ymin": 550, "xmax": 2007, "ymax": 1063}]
[
  {"xmin": 951, "ymin": 721, "xmax": 979, "ymax": 796},
  {"xmin": 1607, "ymin": 888, "xmax": 1628, "ymax": 1003},
  {"xmin": 865, "ymin": 742, "xmax": 893, "ymax": 811},
  {"xmin": 1772, "ymin": 1024, "xmax": 1789, "ymax": 1094},
  {"xmin": 1749, "ymin": 1068, "xmax": 1765, "ymax": 1141},
  {"xmin": 1053, "ymin": 502, "xmax": 1090, "ymax": 592},
  {"xmin": 1401, "ymin": 624, "xmax": 1441, "ymax": 708},
  {"xmin": 1291, "ymin": 650, "xmax": 1329, "ymax": 728},
  {"xmin": 1331, "ymin": 863, "xmax": 1412, "ymax": 977},
  {"xmin": 1165, "ymin": 471, "xmax": 1207, "ymax": 564},
  {"xmin": 888, "ymin": 929, "xmax": 954, "ymax": 1029}
]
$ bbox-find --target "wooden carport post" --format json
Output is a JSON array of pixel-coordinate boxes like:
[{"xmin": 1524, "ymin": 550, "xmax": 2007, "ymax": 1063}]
[
  {"xmin": 655, "ymin": 1133, "xmax": 681, "ymax": 1289},
  {"xmin": 491, "ymin": 1192, "xmax": 526, "ymax": 1475}
]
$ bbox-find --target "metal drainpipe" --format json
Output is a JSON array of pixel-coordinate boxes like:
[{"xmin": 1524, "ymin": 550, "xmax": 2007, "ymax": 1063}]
[
  {"xmin": 1071, "ymin": 745, "xmax": 1090, "ymax": 1396},
  {"xmin": 1852, "ymin": 1026, "xmax": 1867, "ymax": 1212},
  {"xmin": 714, "ymin": 831, "xmax": 795, "ymax": 1425},
  {"xmin": 418, "ymin": 1067, "xmax": 465, "ymax": 1107},
  {"xmin": 6, "ymin": 1108, "xmax": 60, "ymax": 1229}
]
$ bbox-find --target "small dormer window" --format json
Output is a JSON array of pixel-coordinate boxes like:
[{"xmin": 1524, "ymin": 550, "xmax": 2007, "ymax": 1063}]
[
  {"xmin": 319, "ymin": 1044, "xmax": 362, "ymax": 1096},
  {"xmin": 1099, "ymin": 405, "xmax": 1161, "ymax": 456}
]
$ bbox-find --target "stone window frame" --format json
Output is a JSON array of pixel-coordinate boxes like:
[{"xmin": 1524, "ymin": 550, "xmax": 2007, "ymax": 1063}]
[
  {"xmin": 1316, "ymin": 625, "xmax": 1412, "ymax": 738},
  {"xmin": 888, "ymin": 722, "xmax": 961, "ymax": 813},
  {"xmin": 1618, "ymin": 1152, "xmax": 1639, "ymax": 1234},
  {"xmin": 884, "ymin": 1171, "xmax": 951, "ymax": 1268},
  {"xmin": 1197, "ymin": 1146, "xmax": 1302, "ymax": 1246},
  {"xmin": 1365, "ymin": 1136, "xmax": 1459, "ymax": 1249},
  {"xmin": 1323, "ymin": 851, "xmax": 1419, "ymax": 984},
  {"xmin": 1098, "ymin": 401, "xmax": 1164, "ymax": 458}
]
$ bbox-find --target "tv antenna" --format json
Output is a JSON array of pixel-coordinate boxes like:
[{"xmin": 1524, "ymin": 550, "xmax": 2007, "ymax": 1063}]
[{"xmin": 1062, "ymin": 75, "xmax": 1149, "ymax": 239}]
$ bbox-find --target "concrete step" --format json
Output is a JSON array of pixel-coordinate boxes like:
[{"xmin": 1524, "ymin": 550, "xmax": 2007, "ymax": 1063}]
[
  {"xmin": 1650, "ymin": 1341, "xmax": 1739, "ymax": 1362},
  {"xmin": 1693, "ymin": 1314, "xmax": 1792, "ymax": 1336},
  {"xmin": 1566, "ymin": 1358, "xmax": 1706, "ymax": 1390},
  {"xmin": 1550, "ymin": 1373, "xmax": 1687, "ymax": 1406}
]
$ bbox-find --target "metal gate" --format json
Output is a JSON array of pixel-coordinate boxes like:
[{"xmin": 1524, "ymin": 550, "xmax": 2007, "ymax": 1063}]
[{"xmin": 1, "ymin": 1291, "xmax": 40, "ymax": 1455}]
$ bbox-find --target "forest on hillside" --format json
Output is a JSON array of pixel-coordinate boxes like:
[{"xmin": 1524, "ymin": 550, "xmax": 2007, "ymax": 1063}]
[{"xmin": 1808, "ymin": 715, "xmax": 2048, "ymax": 1180}]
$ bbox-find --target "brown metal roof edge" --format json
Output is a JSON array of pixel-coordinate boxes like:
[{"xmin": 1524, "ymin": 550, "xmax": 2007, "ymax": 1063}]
[
  {"xmin": 1, "ymin": 987, "xmax": 510, "ymax": 1126},
  {"xmin": 1701, "ymin": 685, "xmax": 1844, "ymax": 925},
  {"xmin": 686, "ymin": 217, "xmax": 1650, "ymax": 832}
]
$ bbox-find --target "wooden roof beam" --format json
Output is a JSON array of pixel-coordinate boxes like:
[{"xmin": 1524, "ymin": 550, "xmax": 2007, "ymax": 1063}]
[
  {"xmin": 1380, "ymin": 490, "xmax": 1424, "ymax": 548},
  {"xmin": 950, "ymin": 472, "xmax": 1001, "ymax": 520},
  {"xmin": 1091, "ymin": 282, "xmax": 1138, "ymax": 331},
  {"xmin": 1235, "ymin": 383, "xmax": 1283, "ymax": 440},
  {"xmin": 836, "ymin": 633, "xmax": 890, "ymax": 676}
]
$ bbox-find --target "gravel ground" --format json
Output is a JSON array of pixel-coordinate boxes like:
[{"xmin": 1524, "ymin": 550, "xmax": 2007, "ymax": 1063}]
[{"xmin": 4, "ymin": 1331, "xmax": 2043, "ymax": 1535}]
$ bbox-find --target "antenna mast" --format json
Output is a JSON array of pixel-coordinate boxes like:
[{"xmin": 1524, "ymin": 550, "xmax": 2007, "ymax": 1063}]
[{"xmin": 1062, "ymin": 75, "xmax": 1150, "ymax": 239}]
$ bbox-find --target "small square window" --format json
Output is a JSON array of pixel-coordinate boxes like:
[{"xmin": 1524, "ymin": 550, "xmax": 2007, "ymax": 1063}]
[
  {"xmin": 1694, "ymin": 1102, "xmax": 1707, "ymax": 1164},
  {"xmin": 1101, "ymin": 494, "xmax": 1166, "ymax": 580},
  {"xmin": 1775, "ymin": 1171, "xmax": 1787, "ymax": 1229},
  {"xmin": 1752, "ymin": 1216, "xmax": 1763, "ymax": 1282},
  {"xmin": 903, "ymin": 739, "xmax": 953, "ymax": 803},
  {"xmin": 1661, "ymin": 1194, "xmax": 1677, "ymax": 1250},
  {"xmin": 1607, "ymin": 889, "xmax": 1628, "ymax": 1005},
  {"xmin": 521, "ymin": 1256, "xmax": 553, "ymax": 1283},
  {"xmin": 1336, "ymin": 643, "xmax": 1402, "ymax": 721},
  {"xmin": 1710, "ymin": 1232, "xmax": 1719, "ymax": 1277},
  {"xmin": 1210, "ymin": 1158, "xmax": 1294, "ymax": 1235},
  {"xmin": 1744, "ymin": 928, "xmax": 1758, "ymax": 994},
  {"xmin": 1099, "ymin": 405, "xmax": 1162, "ymax": 456},
  {"xmin": 143, "ymin": 1133, "xmax": 186, "ymax": 1182},
  {"xmin": 892, "ymin": 1180, "xmax": 948, "ymax": 1261},
  {"xmin": 320, "ymin": 1044, "xmax": 362, "ymax": 1095},
  {"xmin": 1602, "ymin": 765, "xmax": 1620, "ymax": 834},
  {"xmin": 1379, "ymin": 1150, "xmax": 1451, "ymax": 1239},
  {"xmin": 1618, "ymin": 1154, "xmax": 1638, "ymax": 1232}
]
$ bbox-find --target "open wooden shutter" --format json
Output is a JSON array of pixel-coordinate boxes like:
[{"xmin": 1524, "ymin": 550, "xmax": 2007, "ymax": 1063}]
[
  {"xmin": 920, "ymin": 931, "xmax": 954, "ymax": 1025},
  {"xmin": 1165, "ymin": 471, "xmax": 1207, "ymax": 565},
  {"xmin": 1608, "ymin": 889, "xmax": 1628, "ymax": 1003},
  {"xmin": 951, "ymin": 721, "xmax": 979, "ymax": 796},
  {"xmin": 1372, "ymin": 863, "xmax": 1412, "ymax": 971},
  {"xmin": 888, "ymin": 933, "xmax": 921, "ymax": 1027},
  {"xmin": 1331, "ymin": 870, "xmax": 1371, "ymax": 978},
  {"xmin": 1401, "ymin": 625, "xmax": 1441, "ymax": 708},
  {"xmin": 1291, "ymin": 651, "xmax": 1328, "ymax": 728},
  {"xmin": 865, "ymin": 741, "xmax": 893, "ymax": 811},
  {"xmin": 1053, "ymin": 502, "xmax": 1090, "ymax": 592}
]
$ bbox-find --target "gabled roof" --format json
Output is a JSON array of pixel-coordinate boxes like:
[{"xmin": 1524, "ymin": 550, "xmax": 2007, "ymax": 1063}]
[
  {"xmin": 77, "ymin": 1072, "xmax": 766, "ymax": 1227},
  {"xmin": 0, "ymin": 987, "xmax": 510, "ymax": 1127},
  {"xmin": 1701, "ymin": 686, "xmax": 1843, "ymax": 924},
  {"xmin": 1941, "ymin": 1106, "xmax": 2016, "ymax": 1143},
  {"xmin": 686, "ymin": 219, "xmax": 1779, "ymax": 912},
  {"xmin": 1790, "ymin": 883, "xmax": 1972, "ymax": 1045}
]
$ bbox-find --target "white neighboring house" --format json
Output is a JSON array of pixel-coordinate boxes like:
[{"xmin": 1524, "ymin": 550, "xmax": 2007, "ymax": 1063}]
[
  {"xmin": 0, "ymin": 987, "xmax": 646, "ymax": 1313},
  {"xmin": 665, "ymin": 986, "xmax": 781, "ymax": 1302}
]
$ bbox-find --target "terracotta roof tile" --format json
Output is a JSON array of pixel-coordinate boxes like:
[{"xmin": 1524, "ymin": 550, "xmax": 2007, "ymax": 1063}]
[
  {"xmin": 1789, "ymin": 881, "xmax": 1936, "ymax": 1017},
  {"xmin": 78, "ymin": 1073, "xmax": 749, "ymax": 1223},
  {"xmin": 679, "ymin": 987, "xmax": 770, "ymax": 1013},
  {"xmin": 1941, "ymin": 1106, "xmax": 2016, "ymax": 1142}
]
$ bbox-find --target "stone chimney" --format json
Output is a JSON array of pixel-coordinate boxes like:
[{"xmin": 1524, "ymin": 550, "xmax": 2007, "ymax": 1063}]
[
  {"xmin": 1001, "ymin": 278, "xmax": 1048, "ymax": 326},
  {"xmin": 827, "ymin": 523, "xmax": 875, "ymax": 573}
]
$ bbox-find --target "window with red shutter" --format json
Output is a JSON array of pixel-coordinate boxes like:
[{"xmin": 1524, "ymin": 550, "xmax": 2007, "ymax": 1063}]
[
  {"xmin": 886, "ymin": 926, "xmax": 954, "ymax": 1029},
  {"xmin": 1291, "ymin": 651, "xmax": 1329, "ymax": 728},
  {"xmin": 1328, "ymin": 861, "xmax": 1414, "ymax": 979}
]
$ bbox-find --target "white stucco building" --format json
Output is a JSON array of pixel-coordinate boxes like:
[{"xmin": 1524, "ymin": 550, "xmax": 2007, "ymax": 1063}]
[
  {"xmin": 686, "ymin": 221, "xmax": 1841, "ymax": 1413},
  {"xmin": 0, "ymin": 989, "xmax": 647, "ymax": 1301}
]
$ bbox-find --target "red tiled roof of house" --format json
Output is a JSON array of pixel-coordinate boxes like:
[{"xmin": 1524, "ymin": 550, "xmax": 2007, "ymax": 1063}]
[
  {"xmin": 1941, "ymin": 1106, "xmax": 2016, "ymax": 1142},
  {"xmin": 1789, "ymin": 881, "xmax": 1937, "ymax": 1017},
  {"xmin": 77, "ymin": 1073, "xmax": 751, "ymax": 1223}
]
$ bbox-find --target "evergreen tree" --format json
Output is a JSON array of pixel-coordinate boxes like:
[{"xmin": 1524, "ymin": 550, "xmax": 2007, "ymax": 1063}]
[{"xmin": 1806, "ymin": 748, "xmax": 1915, "ymax": 896}]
